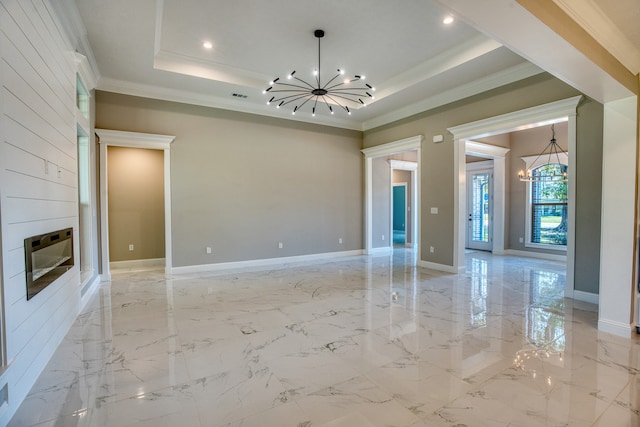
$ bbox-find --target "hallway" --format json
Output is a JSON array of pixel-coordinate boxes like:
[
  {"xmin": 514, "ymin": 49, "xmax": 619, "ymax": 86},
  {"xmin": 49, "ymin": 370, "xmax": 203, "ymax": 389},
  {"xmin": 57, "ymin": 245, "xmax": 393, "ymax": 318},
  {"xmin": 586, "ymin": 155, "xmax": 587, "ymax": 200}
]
[{"xmin": 10, "ymin": 250, "xmax": 640, "ymax": 426}]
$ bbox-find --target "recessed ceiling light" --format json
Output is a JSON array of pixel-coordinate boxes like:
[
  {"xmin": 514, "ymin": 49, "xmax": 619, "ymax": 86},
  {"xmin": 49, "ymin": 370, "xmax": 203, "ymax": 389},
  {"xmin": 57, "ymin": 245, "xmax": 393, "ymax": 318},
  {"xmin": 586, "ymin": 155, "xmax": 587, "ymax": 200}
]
[
  {"xmin": 202, "ymin": 41, "xmax": 213, "ymax": 49},
  {"xmin": 443, "ymin": 15, "xmax": 454, "ymax": 25}
]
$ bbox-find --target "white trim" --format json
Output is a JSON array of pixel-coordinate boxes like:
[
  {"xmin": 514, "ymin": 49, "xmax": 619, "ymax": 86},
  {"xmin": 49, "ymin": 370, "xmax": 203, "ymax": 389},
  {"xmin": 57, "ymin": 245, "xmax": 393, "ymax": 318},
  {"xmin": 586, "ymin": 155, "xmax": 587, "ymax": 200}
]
[
  {"xmin": 417, "ymin": 260, "xmax": 464, "ymax": 274},
  {"xmin": 79, "ymin": 275, "xmax": 101, "ymax": 311},
  {"xmin": 96, "ymin": 129, "xmax": 174, "ymax": 149},
  {"xmin": 110, "ymin": 258, "xmax": 166, "ymax": 270},
  {"xmin": 571, "ymin": 290, "xmax": 599, "ymax": 305},
  {"xmin": 449, "ymin": 96, "xmax": 583, "ymax": 139},
  {"xmin": 504, "ymin": 249, "xmax": 567, "ymax": 262},
  {"xmin": 388, "ymin": 160, "xmax": 418, "ymax": 171},
  {"xmin": 362, "ymin": 136, "xmax": 423, "ymax": 158},
  {"xmin": 170, "ymin": 250, "xmax": 364, "ymax": 275},
  {"xmin": 362, "ymin": 136, "xmax": 423, "ymax": 259},
  {"xmin": 465, "ymin": 141, "xmax": 510, "ymax": 158},
  {"xmin": 597, "ymin": 318, "xmax": 633, "ymax": 338},
  {"xmin": 96, "ymin": 129, "xmax": 175, "ymax": 279},
  {"xmin": 449, "ymin": 96, "xmax": 581, "ymax": 284},
  {"xmin": 366, "ymin": 247, "xmax": 394, "ymax": 256}
]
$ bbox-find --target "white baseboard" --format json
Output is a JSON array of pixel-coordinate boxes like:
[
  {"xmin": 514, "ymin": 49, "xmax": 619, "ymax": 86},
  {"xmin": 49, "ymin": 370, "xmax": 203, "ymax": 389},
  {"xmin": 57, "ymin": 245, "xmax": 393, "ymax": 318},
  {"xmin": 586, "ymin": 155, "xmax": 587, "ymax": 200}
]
[
  {"xmin": 598, "ymin": 318, "xmax": 634, "ymax": 338},
  {"xmin": 170, "ymin": 250, "xmax": 364, "ymax": 275},
  {"xmin": 79, "ymin": 275, "xmax": 101, "ymax": 311},
  {"xmin": 571, "ymin": 290, "xmax": 599, "ymax": 305},
  {"xmin": 504, "ymin": 249, "xmax": 566, "ymax": 262},
  {"xmin": 366, "ymin": 246, "xmax": 393, "ymax": 256},
  {"xmin": 417, "ymin": 260, "xmax": 462, "ymax": 274},
  {"xmin": 110, "ymin": 258, "xmax": 166, "ymax": 270}
]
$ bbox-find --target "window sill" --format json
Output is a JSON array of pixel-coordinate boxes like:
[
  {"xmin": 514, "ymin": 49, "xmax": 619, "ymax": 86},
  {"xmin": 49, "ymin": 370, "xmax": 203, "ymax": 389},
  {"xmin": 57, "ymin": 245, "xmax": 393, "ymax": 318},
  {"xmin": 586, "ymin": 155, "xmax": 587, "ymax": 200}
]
[{"xmin": 524, "ymin": 242, "xmax": 567, "ymax": 252}]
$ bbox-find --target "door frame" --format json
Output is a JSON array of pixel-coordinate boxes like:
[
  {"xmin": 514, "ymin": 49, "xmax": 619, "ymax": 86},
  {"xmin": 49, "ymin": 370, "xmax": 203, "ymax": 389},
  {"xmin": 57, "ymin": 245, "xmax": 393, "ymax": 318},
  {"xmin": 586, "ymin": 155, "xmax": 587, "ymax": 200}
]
[
  {"xmin": 96, "ymin": 129, "xmax": 175, "ymax": 280},
  {"xmin": 362, "ymin": 135, "xmax": 423, "ymax": 258},
  {"xmin": 448, "ymin": 95, "xmax": 582, "ymax": 295},
  {"xmin": 466, "ymin": 161, "xmax": 493, "ymax": 251}
]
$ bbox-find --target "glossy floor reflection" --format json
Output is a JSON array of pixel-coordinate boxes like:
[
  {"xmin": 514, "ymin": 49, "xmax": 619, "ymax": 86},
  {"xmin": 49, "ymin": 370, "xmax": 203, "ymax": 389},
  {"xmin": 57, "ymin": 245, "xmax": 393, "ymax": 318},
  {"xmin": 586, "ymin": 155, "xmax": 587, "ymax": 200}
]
[{"xmin": 9, "ymin": 250, "xmax": 640, "ymax": 426}]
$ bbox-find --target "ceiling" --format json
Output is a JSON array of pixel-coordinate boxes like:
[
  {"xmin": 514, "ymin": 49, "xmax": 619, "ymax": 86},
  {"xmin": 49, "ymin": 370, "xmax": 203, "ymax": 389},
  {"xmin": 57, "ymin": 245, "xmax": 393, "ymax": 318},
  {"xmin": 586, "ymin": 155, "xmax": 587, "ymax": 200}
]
[
  {"xmin": 71, "ymin": 0, "xmax": 638, "ymax": 131},
  {"xmin": 72, "ymin": 0, "xmax": 541, "ymax": 130}
]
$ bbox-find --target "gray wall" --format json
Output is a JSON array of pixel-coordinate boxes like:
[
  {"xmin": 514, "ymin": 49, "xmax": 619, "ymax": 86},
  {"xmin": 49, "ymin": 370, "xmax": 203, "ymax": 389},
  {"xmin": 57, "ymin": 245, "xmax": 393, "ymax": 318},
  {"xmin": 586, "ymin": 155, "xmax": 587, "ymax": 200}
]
[
  {"xmin": 372, "ymin": 157, "xmax": 391, "ymax": 248},
  {"xmin": 574, "ymin": 99, "xmax": 604, "ymax": 294},
  {"xmin": 107, "ymin": 146, "xmax": 165, "ymax": 262},
  {"xmin": 96, "ymin": 92, "xmax": 363, "ymax": 267},
  {"xmin": 364, "ymin": 73, "xmax": 583, "ymax": 266}
]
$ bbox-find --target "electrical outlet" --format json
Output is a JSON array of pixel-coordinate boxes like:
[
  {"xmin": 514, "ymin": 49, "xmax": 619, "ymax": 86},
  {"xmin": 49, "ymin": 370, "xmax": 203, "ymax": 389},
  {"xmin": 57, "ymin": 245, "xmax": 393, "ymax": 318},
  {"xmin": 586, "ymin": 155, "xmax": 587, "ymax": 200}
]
[
  {"xmin": 206, "ymin": 247, "xmax": 212, "ymax": 254},
  {"xmin": 381, "ymin": 235, "xmax": 385, "ymax": 241},
  {"xmin": 128, "ymin": 244, "xmax": 134, "ymax": 251},
  {"xmin": 278, "ymin": 242, "xmax": 283, "ymax": 249},
  {"xmin": 339, "ymin": 238, "xmax": 343, "ymax": 244},
  {"xmin": 519, "ymin": 237, "xmax": 524, "ymax": 243},
  {"xmin": 429, "ymin": 246, "xmax": 435, "ymax": 253}
]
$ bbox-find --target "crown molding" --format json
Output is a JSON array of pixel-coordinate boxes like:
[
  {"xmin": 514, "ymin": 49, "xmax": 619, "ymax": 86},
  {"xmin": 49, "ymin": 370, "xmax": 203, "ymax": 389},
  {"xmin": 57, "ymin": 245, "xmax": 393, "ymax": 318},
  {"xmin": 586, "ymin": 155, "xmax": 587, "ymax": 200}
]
[
  {"xmin": 363, "ymin": 62, "xmax": 544, "ymax": 131},
  {"xmin": 95, "ymin": 129, "xmax": 175, "ymax": 149},
  {"xmin": 96, "ymin": 77, "xmax": 363, "ymax": 131}
]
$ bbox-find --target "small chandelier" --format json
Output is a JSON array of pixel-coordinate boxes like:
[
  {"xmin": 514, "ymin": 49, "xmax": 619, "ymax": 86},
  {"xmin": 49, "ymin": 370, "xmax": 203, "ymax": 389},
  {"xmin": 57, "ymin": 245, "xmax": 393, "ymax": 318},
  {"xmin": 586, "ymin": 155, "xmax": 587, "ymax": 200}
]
[
  {"xmin": 263, "ymin": 29, "xmax": 375, "ymax": 116},
  {"xmin": 518, "ymin": 124, "xmax": 568, "ymax": 182}
]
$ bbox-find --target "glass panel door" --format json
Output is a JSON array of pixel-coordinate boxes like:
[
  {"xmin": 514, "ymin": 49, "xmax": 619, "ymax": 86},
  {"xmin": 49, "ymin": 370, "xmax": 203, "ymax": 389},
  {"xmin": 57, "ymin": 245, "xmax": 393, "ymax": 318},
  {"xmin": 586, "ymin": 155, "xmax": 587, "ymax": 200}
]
[{"xmin": 467, "ymin": 169, "xmax": 492, "ymax": 251}]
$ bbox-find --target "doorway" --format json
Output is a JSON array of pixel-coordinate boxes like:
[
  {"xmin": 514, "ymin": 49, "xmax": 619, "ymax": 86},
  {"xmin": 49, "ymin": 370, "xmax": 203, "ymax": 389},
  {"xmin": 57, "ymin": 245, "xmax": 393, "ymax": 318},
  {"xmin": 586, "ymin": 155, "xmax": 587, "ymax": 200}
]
[
  {"xmin": 466, "ymin": 163, "xmax": 493, "ymax": 251},
  {"xmin": 393, "ymin": 184, "xmax": 407, "ymax": 246},
  {"xmin": 96, "ymin": 129, "xmax": 175, "ymax": 280}
]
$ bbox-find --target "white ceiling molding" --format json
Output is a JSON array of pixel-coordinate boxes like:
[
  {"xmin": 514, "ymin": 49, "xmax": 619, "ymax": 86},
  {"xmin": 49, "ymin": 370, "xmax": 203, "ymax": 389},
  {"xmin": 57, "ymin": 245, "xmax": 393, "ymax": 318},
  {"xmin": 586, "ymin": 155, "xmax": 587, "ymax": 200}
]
[
  {"xmin": 363, "ymin": 62, "xmax": 544, "ymax": 131},
  {"xmin": 373, "ymin": 34, "xmax": 502, "ymax": 102},
  {"xmin": 96, "ymin": 77, "xmax": 362, "ymax": 131},
  {"xmin": 552, "ymin": 0, "xmax": 640, "ymax": 75},
  {"xmin": 154, "ymin": 50, "xmax": 270, "ymax": 89}
]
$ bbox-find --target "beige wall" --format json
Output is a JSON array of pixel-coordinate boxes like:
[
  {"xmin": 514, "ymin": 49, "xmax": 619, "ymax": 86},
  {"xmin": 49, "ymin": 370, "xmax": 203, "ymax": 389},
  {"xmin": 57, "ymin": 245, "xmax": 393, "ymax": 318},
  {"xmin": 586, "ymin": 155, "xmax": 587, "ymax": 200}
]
[
  {"xmin": 364, "ymin": 73, "xmax": 583, "ymax": 266},
  {"xmin": 96, "ymin": 92, "xmax": 363, "ymax": 267},
  {"xmin": 107, "ymin": 146, "xmax": 165, "ymax": 262}
]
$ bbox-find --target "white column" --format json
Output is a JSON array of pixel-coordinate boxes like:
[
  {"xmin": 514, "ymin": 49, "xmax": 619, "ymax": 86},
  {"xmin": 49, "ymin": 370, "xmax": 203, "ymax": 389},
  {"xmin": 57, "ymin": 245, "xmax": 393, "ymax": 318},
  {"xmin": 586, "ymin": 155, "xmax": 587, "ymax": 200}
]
[{"xmin": 598, "ymin": 96, "xmax": 638, "ymax": 337}]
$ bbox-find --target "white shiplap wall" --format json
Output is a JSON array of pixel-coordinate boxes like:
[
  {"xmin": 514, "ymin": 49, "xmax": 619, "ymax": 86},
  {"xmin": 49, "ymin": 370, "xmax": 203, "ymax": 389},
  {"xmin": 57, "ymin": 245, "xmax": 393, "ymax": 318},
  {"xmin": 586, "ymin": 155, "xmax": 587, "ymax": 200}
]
[{"xmin": 0, "ymin": 0, "xmax": 82, "ymax": 423}]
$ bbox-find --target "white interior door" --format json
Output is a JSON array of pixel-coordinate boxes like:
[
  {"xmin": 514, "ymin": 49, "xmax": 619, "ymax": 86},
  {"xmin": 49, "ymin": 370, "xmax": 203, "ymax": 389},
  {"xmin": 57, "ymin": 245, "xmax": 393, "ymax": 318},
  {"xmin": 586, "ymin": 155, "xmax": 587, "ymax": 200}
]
[{"xmin": 466, "ymin": 166, "xmax": 493, "ymax": 251}]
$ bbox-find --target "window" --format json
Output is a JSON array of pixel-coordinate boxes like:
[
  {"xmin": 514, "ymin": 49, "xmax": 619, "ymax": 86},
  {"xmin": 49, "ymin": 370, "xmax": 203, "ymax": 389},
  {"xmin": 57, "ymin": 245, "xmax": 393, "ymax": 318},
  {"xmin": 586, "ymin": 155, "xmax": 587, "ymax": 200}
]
[{"xmin": 528, "ymin": 164, "xmax": 568, "ymax": 248}]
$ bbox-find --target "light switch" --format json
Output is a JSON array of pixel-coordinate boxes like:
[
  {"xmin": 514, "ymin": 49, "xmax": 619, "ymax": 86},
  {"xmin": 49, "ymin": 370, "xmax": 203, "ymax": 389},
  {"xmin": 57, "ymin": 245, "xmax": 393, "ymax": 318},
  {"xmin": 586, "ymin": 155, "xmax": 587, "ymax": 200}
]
[{"xmin": 430, "ymin": 207, "xmax": 438, "ymax": 214}]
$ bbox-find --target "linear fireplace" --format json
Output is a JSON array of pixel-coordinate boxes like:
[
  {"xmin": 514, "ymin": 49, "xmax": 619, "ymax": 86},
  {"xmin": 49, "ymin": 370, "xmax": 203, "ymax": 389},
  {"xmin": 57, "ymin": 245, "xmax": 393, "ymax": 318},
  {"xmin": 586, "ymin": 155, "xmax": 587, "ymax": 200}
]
[{"xmin": 24, "ymin": 228, "xmax": 74, "ymax": 300}]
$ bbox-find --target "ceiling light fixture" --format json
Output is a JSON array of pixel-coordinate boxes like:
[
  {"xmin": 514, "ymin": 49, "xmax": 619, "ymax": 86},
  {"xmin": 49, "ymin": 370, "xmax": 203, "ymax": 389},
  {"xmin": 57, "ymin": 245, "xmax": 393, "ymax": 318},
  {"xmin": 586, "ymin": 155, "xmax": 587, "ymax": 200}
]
[
  {"xmin": 263, "ymin": 29, "xmax": 375, "ymax": 116},
  {"xmin": 518, "ymin": 124, "xmax": 568, "ymax": 182},
  {"xmin": 202, "ymin": 41, "xmax": 213, "ymax": 49},
  {"xmin": 443, "ymin": 15, "xmax": 454, "ymax": 25}
]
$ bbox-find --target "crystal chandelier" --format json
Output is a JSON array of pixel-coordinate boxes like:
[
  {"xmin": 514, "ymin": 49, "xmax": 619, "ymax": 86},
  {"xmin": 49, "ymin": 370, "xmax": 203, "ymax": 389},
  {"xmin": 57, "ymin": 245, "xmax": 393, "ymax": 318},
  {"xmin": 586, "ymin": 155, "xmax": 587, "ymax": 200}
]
[{"xmin": 263, "ymin": 29, "xmax": 375, "ymax": 116}]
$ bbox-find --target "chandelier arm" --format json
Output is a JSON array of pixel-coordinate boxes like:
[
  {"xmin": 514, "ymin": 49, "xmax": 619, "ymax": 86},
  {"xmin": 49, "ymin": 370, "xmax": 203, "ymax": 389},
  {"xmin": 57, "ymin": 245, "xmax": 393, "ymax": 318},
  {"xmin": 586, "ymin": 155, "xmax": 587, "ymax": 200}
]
[
  {"xmin": 292, "ymin": 77, "xmax": 317, "ymax": 90},
  {"xmin": 323, "ymin": 93, "xmax": 350, "ymax": 112},
  {"xmin": 272, "ymin": 82, "xmax": 317, "ymax": 91},
  {"xmin": 273, "ymin": 93, "xmax": 316, "ymax": 105},
  {"xmin": 296, "ymin": 95, "xmax": 315, "ymax": 110},
  {"xmin": 321, "ymin": 73, "xmax": 342, "ymax": 90},
  {"xmin": 324, "ymin": 93, "xmax": 363, "ymax": 104}
]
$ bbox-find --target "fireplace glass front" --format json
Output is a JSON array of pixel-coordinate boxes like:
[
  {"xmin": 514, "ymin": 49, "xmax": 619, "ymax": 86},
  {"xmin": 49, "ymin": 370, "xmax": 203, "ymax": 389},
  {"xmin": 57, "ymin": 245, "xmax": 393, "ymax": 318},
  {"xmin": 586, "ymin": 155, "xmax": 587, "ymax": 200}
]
[{"xmin": 25, "ymin": 228, "xmax": 74, "ymax": 300}]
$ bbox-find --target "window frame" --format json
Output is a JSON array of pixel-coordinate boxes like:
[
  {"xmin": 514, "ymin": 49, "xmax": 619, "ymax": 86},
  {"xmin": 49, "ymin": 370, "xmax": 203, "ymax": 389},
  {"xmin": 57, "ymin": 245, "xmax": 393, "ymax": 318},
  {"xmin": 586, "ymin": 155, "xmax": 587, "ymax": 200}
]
[{"xmin": 522, "ymin": 153, "xmax": 568, "ymax": 251}]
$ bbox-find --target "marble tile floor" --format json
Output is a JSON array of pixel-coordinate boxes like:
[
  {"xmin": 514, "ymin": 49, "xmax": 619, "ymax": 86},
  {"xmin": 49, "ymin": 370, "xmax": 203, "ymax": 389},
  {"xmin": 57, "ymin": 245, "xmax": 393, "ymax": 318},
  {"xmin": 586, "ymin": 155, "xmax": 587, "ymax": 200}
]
[{"xmin": 9, "ymin": 250, "xmax": 640, "ymax": 426}]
